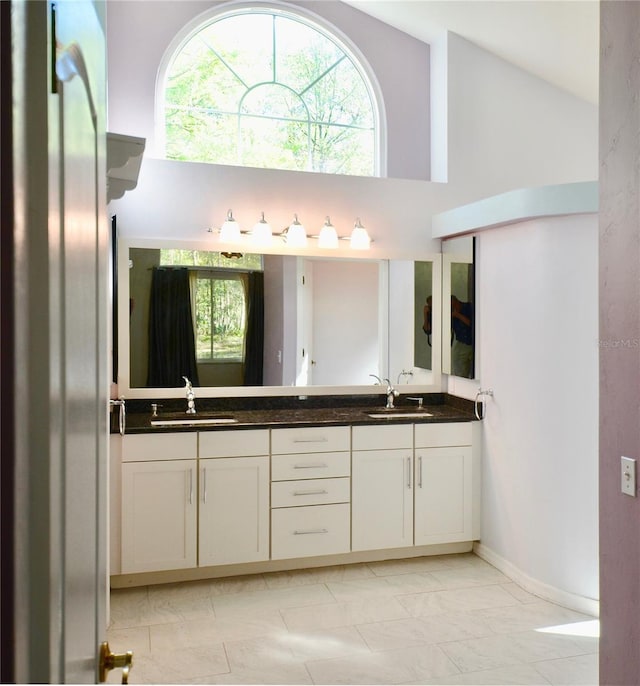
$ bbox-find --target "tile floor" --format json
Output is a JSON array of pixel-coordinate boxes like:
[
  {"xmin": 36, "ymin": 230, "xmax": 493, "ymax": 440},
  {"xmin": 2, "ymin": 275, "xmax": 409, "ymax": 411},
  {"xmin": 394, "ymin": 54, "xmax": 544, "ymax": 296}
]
[{"xmin": 107, "ymin": 553, "xmax": 598, "ymax": 685}]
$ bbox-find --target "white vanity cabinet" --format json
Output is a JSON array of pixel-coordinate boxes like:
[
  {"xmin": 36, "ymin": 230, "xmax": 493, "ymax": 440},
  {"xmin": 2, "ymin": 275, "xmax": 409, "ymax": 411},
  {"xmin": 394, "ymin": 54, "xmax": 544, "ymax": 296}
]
[
  {"xmin": 198, "ymin": 430, "xmax": 270, "ymax": 566},
  {"xmin": 352, "ymin": 422, "xmax": 478, "ymax": 552},
  {"xmin": 270, "ymin": 426, "xmax": 351, "ymax": 559},
  {"xmin": 414, "ymin": 423, "xmax": 473, "ymax": 545},
  {"xmin": 121, "ymin": 433, "xmax": 198, "ymax": 574},
  {"xmin": 112, "ymin": 418, "xmax": 479, "ymax": 582},
  {"xmin": 351, "ymin": 425, "xmax": 414, "ymax": 551}
]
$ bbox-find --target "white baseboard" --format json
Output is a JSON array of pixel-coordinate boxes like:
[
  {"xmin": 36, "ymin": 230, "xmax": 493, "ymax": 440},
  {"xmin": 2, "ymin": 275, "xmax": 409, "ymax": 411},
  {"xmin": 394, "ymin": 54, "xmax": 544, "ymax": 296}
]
[{"xmin": 474, "ymin": 542, "xmax": 599, "ymax": 617}]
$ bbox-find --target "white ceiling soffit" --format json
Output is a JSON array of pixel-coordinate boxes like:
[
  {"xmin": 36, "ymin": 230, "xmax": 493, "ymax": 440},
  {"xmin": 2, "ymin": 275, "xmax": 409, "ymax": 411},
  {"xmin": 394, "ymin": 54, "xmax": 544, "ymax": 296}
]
[{"xmin": 342, "ymin": 0, "xmax": 599, "ymax": 104}]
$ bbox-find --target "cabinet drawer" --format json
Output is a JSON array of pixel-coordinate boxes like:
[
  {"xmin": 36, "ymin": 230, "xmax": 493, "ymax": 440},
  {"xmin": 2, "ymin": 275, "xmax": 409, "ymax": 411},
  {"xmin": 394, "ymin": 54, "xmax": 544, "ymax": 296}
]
[
  {"xmin": 352, "ymin": 424, "xmax": 413, "ymax": 451},
  {"xmin": 271, "ymin": 503, "xmax": 350, "ymax": 560},
  {"xmin": 122, "ymin": 432, "xmax": 197, "ymax": 462},
  {"xmin": 271, "ymin": 477, "xmax": 350, "ymax": 508},
  {"xmin": 271, "ymin": 451, "xmax": 350, "ymax": 480},
  {"xmin": 199, "ymin": 429, "xmax": 269, "ymax": 458},
  {"xmin": 414, "ymin": 422, "xmax": 472, "ymax": 448},
  {"xmin": 271, "ymin": 426, "xmax": 350, "ymax": 455}
]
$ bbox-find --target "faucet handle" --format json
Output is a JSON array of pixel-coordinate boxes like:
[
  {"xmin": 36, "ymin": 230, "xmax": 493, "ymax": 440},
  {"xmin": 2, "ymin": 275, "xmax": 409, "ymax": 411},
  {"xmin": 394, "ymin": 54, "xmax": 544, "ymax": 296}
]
[{"xmin": 406, "ymin": 396, "xmax": 424, "ymax": 409}]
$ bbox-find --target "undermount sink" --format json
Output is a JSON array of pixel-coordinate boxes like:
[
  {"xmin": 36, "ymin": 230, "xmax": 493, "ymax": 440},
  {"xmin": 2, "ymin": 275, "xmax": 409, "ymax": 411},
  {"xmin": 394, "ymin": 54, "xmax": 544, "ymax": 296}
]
[
  {"xmin": 366, "ymin": 411, "xmax": 433, "ymax": 419},
  {"xmin": 151, "ymin": 416, "xmax": 238, "ymax": 427}
]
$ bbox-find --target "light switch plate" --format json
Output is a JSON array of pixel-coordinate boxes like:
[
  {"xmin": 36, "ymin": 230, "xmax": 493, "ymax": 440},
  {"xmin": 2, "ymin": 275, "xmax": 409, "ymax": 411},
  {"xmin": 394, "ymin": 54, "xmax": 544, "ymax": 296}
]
[{"xmin": 621, "ymin": 456, "xmax": 636, "ymax": 497}]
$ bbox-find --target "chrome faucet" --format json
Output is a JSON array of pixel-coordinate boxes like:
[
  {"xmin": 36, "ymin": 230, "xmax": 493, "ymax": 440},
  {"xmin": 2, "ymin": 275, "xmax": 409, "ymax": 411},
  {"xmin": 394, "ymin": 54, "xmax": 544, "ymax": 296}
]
[
  {"xmin": 370, "ymin": 374, "xmax": 399, "ymax": 409},
  {"xmin": 182, "ymin": 376, "xmax": 196, "ymax": 414}
]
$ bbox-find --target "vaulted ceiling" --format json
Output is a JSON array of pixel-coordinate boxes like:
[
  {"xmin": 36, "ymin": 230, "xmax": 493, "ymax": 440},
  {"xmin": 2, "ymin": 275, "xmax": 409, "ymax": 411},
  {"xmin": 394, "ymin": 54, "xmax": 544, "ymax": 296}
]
[{"xmin": 344, "ymin": 1, "xmax": 599, "ymax": 104}]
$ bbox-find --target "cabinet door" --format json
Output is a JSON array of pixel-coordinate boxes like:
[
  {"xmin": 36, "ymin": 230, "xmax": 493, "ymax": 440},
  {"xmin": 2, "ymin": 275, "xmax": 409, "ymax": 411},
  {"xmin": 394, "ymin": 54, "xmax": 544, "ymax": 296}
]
[
  {"xmin": 414, "ymin": 447, "xmax": 472, "ymax": 545},
  {"xmin": 199, "ymin": 456, "xmax": 269, "ymax": 566},
  {"xmin": 352, "ymin": 449, "xmax": 414, "ymax": 551},
  {"xmin": 121, "ymin": 459, "xmax": 197, "ymax": 573}
]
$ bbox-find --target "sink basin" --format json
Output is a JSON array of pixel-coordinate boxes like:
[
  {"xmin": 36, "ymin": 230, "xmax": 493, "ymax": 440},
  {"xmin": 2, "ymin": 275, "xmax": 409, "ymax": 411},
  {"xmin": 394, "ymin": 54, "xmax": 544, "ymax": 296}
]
[
  {"xmin": 151, "ymin": 416, "xmax": 238, "ymax": 427},
  {"xmin": 367, "ymin": 411, "xmax": 433, "ymax": 419}
]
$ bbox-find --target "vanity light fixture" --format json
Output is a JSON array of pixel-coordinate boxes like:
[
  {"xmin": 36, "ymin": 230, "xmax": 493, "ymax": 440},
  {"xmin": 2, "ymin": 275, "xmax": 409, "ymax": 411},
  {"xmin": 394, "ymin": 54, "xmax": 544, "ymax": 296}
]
[
  {"xmin": 283, "ymin": 214, "xmax": 308, "ymax": 248},
  {"xmin": 350, "ymin": 217, "xmax": 371, "ymax": 250},
  {"xmin": 250, "ymin": 212, "xmax": 273, "ymax": 247},
  {"xmin": 317, "ymin": 216, "xmax": 339, "ymax": 249},
  {"xmin": 219, "ymin": 209, "xmax": 241, "ymax": 243},
  {"xmin": 209, "ymin": 211, "xmax": 372, "ymax": 251}
]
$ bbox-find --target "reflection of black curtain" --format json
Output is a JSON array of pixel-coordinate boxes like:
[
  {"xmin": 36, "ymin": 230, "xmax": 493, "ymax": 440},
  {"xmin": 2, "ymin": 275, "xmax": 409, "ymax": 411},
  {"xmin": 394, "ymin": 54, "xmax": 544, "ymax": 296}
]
[
  {"xmin": 243, "ymin": 272, "xmax": 264, "ymax": 385},
  {"xmin": 147, "ymin": 267, "xmax": 200, "ymax": 387}
]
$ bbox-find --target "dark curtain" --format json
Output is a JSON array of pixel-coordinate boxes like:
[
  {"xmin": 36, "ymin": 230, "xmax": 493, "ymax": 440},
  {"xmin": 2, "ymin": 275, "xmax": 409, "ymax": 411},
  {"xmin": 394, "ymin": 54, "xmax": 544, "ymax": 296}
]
[
  {"xmin": 243, "ymin": 271, "xmax": 264, "ymax": 385},
  {"xmin": 147, "ymin": 267, "xmax": 199, "ymax": 387}
]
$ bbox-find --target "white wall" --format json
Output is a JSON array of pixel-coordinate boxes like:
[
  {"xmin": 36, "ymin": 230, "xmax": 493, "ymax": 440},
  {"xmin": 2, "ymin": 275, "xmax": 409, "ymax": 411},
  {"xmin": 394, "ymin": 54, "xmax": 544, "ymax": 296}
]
[
  {"xmin": 108, "ymin": 16, "xmax": 598, "ymax": 259},
  {"xmin": 475, "ymin": 213, "xmax": 599, "ymax": 611},
  {"xmin": 445, "ymin": 33, "xmax": 598, "ymax": 204}
]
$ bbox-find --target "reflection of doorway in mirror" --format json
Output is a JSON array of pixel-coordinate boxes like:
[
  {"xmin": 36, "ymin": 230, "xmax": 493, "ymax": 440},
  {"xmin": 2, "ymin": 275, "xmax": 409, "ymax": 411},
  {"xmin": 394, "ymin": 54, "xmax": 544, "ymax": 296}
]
[
  {"xmin": 450, "ymin": 262, "xmax": 474, "ymax": 379},
  {"xmin": 303, "ymin": 258, "xmax": 380, "ymax": 386},
  {"xmin": 414, "ymin": 261, "xmax": 433, "ymax": 370}
]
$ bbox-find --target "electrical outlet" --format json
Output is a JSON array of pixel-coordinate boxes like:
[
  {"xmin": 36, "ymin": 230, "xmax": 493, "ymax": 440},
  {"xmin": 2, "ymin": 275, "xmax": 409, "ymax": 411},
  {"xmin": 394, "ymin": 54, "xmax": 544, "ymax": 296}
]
[{"xmin": 621, "ymin": 456, "xmax": 636, "ymax": 497}]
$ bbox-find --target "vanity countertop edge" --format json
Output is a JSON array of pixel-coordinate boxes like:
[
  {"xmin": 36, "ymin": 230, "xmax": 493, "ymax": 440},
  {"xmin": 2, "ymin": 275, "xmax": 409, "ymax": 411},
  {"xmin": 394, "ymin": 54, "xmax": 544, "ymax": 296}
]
[{"xmin": 111, "ymin": 393, "xmax": 477, "ymax": 434}]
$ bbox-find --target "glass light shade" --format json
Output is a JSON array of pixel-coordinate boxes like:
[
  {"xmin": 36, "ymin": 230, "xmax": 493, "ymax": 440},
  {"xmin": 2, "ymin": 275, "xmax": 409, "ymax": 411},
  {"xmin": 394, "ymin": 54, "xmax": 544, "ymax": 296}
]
[
  {"xmin": 219, "ymin": 209, "xmax": 241, "ymax": 243},
  {"xmin": 286, "ymin": 214, "xmax": 308, "ymax": 247},
  {"xmin": 318, "ymin": 216, "xmax": 339, "ymax": 249},
  {"xmin": 251, "ymin": 212, "xmax": 273, "ymax": 247},
  {"xmin": 350, "ymin": 218, "xmax": 371, "ymax": 250}
]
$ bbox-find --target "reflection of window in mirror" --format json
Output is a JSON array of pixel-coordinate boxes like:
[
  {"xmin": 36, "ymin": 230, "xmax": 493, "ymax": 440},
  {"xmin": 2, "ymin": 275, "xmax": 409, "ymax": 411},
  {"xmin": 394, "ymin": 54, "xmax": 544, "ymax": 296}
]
[
  {"xmin": 126, "ymin": 247, "xmax": 388, "ymax": 391},
  {"xmin": 129, "ymin": 248, "xmax": 264, "ymax": 388},
  {"xmin": 442, "ymin": 237, "xmax": 475, "ymax": 379},
  {"xmin": 414, "ymin": 261, "xmax": 433, "ymax": 370}
]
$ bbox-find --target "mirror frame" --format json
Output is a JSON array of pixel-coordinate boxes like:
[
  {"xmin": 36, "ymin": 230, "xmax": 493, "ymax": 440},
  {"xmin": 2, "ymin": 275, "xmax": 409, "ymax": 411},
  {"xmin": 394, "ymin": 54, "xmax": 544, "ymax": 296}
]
[
  {"xmin": 117, "ymin": 237, "xmax": 443, "ymax": 398},
  {"xmin": 442, "ymin": 237, "xmax": 476, "ymax": 379}
]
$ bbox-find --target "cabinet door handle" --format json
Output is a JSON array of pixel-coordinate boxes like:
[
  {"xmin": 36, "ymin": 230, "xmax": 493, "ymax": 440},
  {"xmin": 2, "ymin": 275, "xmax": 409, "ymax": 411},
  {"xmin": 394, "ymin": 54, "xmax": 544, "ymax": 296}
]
[
  {"xmin": 293, "ymin": 528, "xmax": 329, "ymax": 535},
  {"xmin": 293, "ymin": 437, "xmax": 329, "ymax": 443},
  {"xmin": 293, "ymin": 463, "xmax": 328, "ymax": 469},
  {"xmin": 419, "ymin": 455, "xmax": 423, "ymax": 489},
  {"xmin": 407, "ymin": 457, "xmax": 412, "ymax": 489},
  {"xmin": 292, "ymin": 489, "xmax": 328, "ymax": 497},
  {"xmin": 202, "ymin": 468, "xmax": 207, "ymax": 504},
  {"xmin": 188, "ymin": 468, "xmax": 193, "ymax": 505}
]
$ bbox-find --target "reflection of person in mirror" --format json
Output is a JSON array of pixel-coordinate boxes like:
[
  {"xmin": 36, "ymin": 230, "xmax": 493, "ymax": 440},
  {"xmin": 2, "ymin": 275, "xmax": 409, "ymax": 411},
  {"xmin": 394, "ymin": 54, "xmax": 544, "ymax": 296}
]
[
  {"xmin": 451, "ymin": 295, "xmax": 473, "ymax": 378},
  {"xmin": 422, "ymin": 296, "xmax": 432, "ymax": 346}
]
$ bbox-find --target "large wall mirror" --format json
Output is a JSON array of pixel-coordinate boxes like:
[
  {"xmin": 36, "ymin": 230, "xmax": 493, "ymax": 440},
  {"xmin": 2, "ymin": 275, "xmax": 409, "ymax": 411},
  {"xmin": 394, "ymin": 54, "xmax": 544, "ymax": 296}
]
[
  {"xmin": 442, "ymin": 237, "xmax": 476, "ymax": 379},
  {"xmin": 117, "ymin": 239, "xmax": 442, "ymax": 398}
]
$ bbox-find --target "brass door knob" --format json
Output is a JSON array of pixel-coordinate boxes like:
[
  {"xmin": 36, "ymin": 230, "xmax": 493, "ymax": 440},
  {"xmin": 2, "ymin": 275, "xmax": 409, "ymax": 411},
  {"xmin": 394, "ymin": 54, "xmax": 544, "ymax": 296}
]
[{"xmin": 99, "ymin": 641, "xmax": 133, "ymax": 684}]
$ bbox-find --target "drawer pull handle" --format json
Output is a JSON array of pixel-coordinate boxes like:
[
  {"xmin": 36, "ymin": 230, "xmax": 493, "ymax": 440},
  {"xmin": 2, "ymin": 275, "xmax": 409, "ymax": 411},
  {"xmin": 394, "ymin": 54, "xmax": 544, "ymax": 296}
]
[
  {"xmin": 293, "ymin": 489, "xmax": 329, "ymax": 496},
  {"xmin": 293, "ymin": 463, "xmax": 328, "ymax": 469},
  {"xmin": 293, "ymin": 437, "xmax": 329, "ymax": 443},
  {"xmin": 293, "ymin": 528, "xmax": 329, "ymax": 535}
]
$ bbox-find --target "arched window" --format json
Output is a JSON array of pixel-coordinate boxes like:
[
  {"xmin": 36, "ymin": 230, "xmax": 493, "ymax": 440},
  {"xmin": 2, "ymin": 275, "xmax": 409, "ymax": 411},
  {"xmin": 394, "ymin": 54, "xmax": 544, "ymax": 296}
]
[{"xmin": 160, "ymin": 6, "xmax": 380, "ymax": 176}]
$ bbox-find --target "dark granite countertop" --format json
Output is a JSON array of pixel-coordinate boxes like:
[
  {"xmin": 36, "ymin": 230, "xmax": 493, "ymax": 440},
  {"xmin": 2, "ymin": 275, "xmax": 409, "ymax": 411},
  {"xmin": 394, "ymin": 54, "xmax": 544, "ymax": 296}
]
[{"xmin": 112, "ymin": 393, "xmax": 477, "ymax": 434}]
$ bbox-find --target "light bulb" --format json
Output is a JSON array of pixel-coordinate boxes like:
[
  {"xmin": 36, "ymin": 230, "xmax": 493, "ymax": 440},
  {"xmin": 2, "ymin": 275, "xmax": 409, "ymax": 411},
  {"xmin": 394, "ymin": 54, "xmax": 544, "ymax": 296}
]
[
  {"xmin": 251, "ymin": 212, "xmax": 273, "ymax": 247},
  {"xmin": 350, "ymin": 217, "xmax": 371, "ymax": 250},
  {"xmin": 219, "ymin": 209, "xmax": 241, "ymax": 243},
  {"xmin": 318, "ymin": 216, "xmax": 339, "ymax": 249},
  {"xmin": 285, "ymin": 214, "xmax": 308, "ymax": 247}
]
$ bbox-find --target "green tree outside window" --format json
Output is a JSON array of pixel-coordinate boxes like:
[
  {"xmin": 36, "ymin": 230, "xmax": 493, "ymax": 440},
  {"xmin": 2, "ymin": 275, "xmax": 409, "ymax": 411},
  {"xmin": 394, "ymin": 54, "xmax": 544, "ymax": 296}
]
[{"xmin": 163, "ymin": 9, "xmax": 377, "ymax": 176}]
